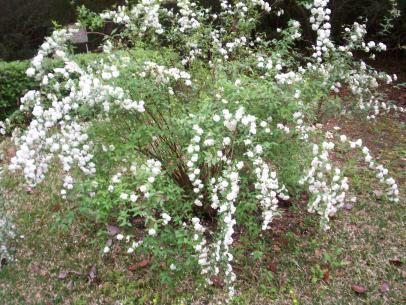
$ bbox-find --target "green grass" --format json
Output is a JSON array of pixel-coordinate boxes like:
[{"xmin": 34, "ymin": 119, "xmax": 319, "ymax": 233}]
[{"xmin": 0, "ymin": 115, "xmax": 405, "ymax": 305}]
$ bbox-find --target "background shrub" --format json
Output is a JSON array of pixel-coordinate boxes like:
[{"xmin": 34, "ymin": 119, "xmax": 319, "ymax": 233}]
[
  {"xmin": 0, "ymin": 53, "xmax": 99, "ymax": 123},
  {"xmin": 0, "ymin": 0, "xmax": 405, "ymax": 62},
  {"xmin": 0, "ymin": 60, "xmax": 35, "ymax": 121}
]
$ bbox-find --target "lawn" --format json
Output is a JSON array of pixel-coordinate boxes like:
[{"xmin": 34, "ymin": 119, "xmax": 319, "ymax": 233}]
[{"xmin": 1, "ymin": 113, "xmax": 405, "ymax": 305}]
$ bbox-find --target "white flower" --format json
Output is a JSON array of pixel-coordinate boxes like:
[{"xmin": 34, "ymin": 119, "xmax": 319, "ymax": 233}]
[
  {"xmin": 117, "ymin": 234, "xmax": 124, "ymax": 241},
  {"xmin": 26, "ymin": 67, "xmax": 36, "ymax": 77},
  {"xmin": 130, "ymin": 193, "xmax": 138, "ymax": 203},
  {"xmin": 103, "ymin": 246, "xmax": 110, "ymax": 254},
  {"xmin": 236, "ymin": 161, "xmax": 244, "ymax": 170},
  {"xmin": 340, "ymin": 135, "xmax": 347, "ymax": 142},
  {"xmin": 120, "ymin": 193, "xmax": 128, "ymax": 200},
  {"xmin": 148, "ymin": 228, "xmax": 157, "ymax": 236},
  {"xmin": 162, "ymin": 213, "xmax": 171, "ymax": 225}
]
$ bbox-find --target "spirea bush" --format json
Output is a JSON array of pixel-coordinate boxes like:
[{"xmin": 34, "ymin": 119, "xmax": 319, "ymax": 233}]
[{"xmin": 1, "ymin": 0, "xmax": 403, "ymax": 302}]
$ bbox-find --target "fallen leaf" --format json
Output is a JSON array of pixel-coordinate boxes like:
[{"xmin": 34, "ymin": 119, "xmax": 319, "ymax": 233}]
[
  {"xmin": 58, "ymin": 270, "xmax": 81, "ymax": 280},
  {"xmin": 70, "ymin": 271, "xmax": 82, "ymax": 276},
  {"xmin": 88, "ymin": 265, "xmax": 97, "ymax": 283},
  {"xmin": 323, "ymin": 270, "xmax": 330, "ymax": 282},
  {"xmin": 314, "ymin": 248, "xmax": 322, "ymax": 257},
  {"xmin": 211, "ymin": 275, "xmax": 225, "ymax": 288},
  {"xmin": 107, "ymin": 225, "xmax": 120, "ymax": 236},
  {"xmin": 273, "ymin": 244, "xmax": 281, "ymax": 252},
  {"xmin": 379, "ymin": 282, "xmax": 390, "ymax": 293},
  {"xmin": 280, "ymin": 238, "xmax": 289, "ymax": 246},
  {"xmin": 131, "ymin": 216, "xmax": 146, "ymax": 227},
  {"xmin": 128, "ymin": 259, "xmax": 150, "ymax": 271},
  {"xmin": 373, "ymin": 190, "xmax": 383, "ymax": 198},
  {"xmin": 267, "ymin": 262, "xmax": 278, "ymax": 273},
  {"xmin": 389, "ymin": 259, "xmax": 402, "ymax": 266},
  {"xmin": 137, "ymin": 259, "xmax": 149, "ymax": 268},
  {"xmin": 351, "ymin": 284, "xmax": 367, "ymax": 294},
  {"xmin": 343, "ymin": 204, "xmax": 353, "ymax": 210},
  {"xmin": 51, "ymin": 203, "xmax": 62, "ymax": 212},
  {"xmin": 58, "ymin": 271, "xmax": 68, "ymax": 280}
]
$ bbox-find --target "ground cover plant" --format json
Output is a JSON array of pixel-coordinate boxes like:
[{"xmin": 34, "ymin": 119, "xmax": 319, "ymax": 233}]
[{"xmin": 0, "ymin": 0, "xmax": 405, "ymax": 304}]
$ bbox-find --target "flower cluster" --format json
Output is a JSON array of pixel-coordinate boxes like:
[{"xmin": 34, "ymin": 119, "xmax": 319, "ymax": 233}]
[
  {"xmin": 308, "ymin": 0, "xmax": 333, "ymax": 61},
  {"xmin": 140, "ymin": 61, "xmax": 192, "ymax": 87},
  {"xmin": 338, "ymin": 135, "xmax": 399, "ymax": 202},
  {"xmin": 100, "ymin": 0, "xmax": 165, "ymax": 36},
  {"xmin": 300, "ymin": 141, "xmax": 348, "ymax": 230},
  {"xmin": 250, "ymin": 0, "xmax": 271, "ymax": 13},
  {"xmin": 177, "ymin": 0, "xmax": 201, "ymax": 33},
  {"xmin": 191, "ymin": 162, "xmax": 240, "ymax": 302}
]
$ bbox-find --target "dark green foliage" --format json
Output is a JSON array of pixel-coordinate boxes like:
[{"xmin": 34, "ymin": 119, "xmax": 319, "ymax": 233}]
[
  {"xmin": 0, "ymin": 53, "xmax": 99, "ymax": 123},
  {"xmin": 0, "ymin": 60, "xmax": 35, "ymax": 120}
]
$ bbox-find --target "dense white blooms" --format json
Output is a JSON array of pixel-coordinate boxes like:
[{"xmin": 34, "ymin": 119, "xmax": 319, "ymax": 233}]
[
  {"xmin": 140, "ymin": 61, "xmax": 192, "ymax": 87},
  {"xmin": 100, "ymin": 1, "xmax": 165, "ymax": 36},
  {"xmin": 6, "ymin": 1, "xmax": 402, "ymax": 302},
  {"xmin": 300, "ymin": 141, "xmax": 348, "ymax": 230},
  {"xmin": 308, "ymin": 0, "xmax": 333, "ymax": 61}
]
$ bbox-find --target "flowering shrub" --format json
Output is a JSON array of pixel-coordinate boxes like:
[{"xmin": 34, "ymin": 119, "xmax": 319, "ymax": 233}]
[{"xmin": 3, "ymin": 0, "xmax": 402, "ymax": 302}]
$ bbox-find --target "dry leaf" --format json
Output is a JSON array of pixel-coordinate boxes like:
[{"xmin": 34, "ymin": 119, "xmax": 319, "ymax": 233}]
[
  {"xmin": 314, "ymin": 248, "xmax": 322, "ymax": 257},
  {"xmin": 373, "ymin": 190, "xmax": 383, "ymax": 199},
  {"xmin": 322, "ymin": 270, "xmax": 330, "ymax": 282},
  {"xmin": 88, "ymin": 265, "xmax": 97, "ymax": 283},
  {"xmin": 351, "ymin": 284, "xmax": 367, "ymax": 294},
  {"xmin": 343, "ymin": 204, "xmax": 353, "ymax": 210},
  {"xmin": 211, "ymin": 275, "xmax": 225, "ymax": 288},
  {"xmin": 58, "ymin": 270, "xmax": 81, "ymax": 280},
  {"xmin": 137, "ymin": 259, "xmax": 149, "ymax": 268},
  {"xmin": 128, "ymin": 259, "xmax": 150, "ymax": 271},
  {"xmin": 267, "ymin": 262, "xmax": 278, "ymax": 273},
  {"xmin": 58, "ymin": 271, "xmax": 68, "ymax": 280},
  {"xmin": 389, "ymin": 259, "xmax": 402, "ymax": 266},
  {"xmin": 51, "ymin": 203, "xmax": 62, "ymax": 212},
  {"xmin": 107, "ymin": 225, "xmax": 120, "ymax": 236},
  {"xmin": 379, "ymin": 282, "xmax": 390, "ymax": 293}
]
